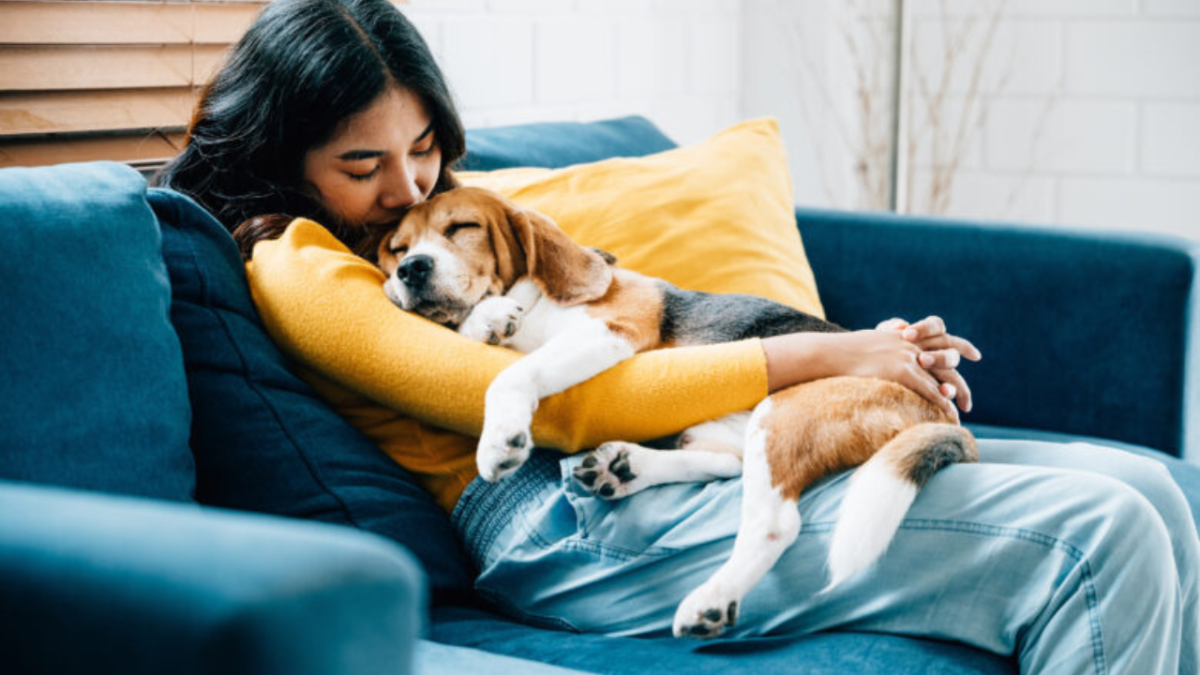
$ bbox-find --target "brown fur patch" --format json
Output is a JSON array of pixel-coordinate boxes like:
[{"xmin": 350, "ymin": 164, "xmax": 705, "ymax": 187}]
[
  {"xmin": 582, "ymin": 269, "xmax": 666, "ymax": 352},
  {"xmin": 759, "ymin": 377, "xmax": 956, "ymax": 501},
  {"xmin": 502, "ymin": 203, "xmax": 612, "ymax": 306}
]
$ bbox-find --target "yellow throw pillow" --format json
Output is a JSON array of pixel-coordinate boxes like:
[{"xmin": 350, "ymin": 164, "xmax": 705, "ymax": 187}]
[{"xmin": 458, "ymin": 117, "xmax": 824, "ymax": 318}]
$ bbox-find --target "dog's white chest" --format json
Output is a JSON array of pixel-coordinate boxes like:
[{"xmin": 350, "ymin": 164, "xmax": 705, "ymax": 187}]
[{"xmin": 504, "ymin": 279, "xmax": 598, "ymax": 354}]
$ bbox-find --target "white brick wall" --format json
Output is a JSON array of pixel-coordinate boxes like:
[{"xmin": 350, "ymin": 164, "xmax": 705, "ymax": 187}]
[
  {"xmin": 745, "ymin": 0, "xmax": 1200, "ymax": 241},
  {"xmin": 402, "ymin": 0, "xmax": 742, "ymax": 147}
]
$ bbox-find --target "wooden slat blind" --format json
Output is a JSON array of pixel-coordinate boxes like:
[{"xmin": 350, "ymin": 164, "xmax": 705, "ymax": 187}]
[{"xmin": 0, "ymin": 0, "xmax": 268, "ymax": 170}]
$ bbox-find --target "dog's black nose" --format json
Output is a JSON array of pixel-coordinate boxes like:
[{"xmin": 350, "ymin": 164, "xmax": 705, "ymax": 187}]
[{"xmin": 397, "ymin": 254, "xmax": 434, "ymax": 288}]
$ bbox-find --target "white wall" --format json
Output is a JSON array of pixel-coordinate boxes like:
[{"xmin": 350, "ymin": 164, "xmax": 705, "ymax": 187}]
[
  {"xmin": 401, "ymin": 0, "xmax": 743, "ymax": 147},
  {"xmin": 743, "ymin": 0, "xmax": 1200, "ymax": 241},
  {"xmin": 403, "ymin": 0, "xmax": 1197, "ymax": 241}
]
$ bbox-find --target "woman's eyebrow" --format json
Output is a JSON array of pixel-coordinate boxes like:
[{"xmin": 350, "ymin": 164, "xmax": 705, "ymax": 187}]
[
  {"xmin": 336, "ymin": 124, "xmax": 434, "ymax": 161},
  {"xmin": 338, "ymin": 149, "xmax": 385, "ymax": 161}
]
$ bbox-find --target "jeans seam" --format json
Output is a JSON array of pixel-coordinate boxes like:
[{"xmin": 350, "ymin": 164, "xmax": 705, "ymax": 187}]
[{"xmin": 564, "ymin": 536, "xmax": 678, "ymax": 561}]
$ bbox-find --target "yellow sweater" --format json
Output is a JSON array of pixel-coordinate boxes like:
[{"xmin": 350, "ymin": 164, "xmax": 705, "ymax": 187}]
[{"xmin": 245, "ymin": 219, "xmax": 770, "ymax": 513}]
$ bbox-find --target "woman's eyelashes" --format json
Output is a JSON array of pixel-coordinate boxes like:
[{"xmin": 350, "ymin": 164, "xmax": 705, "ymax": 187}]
[
  {"xmin": 347, "ymin": 165, "xmax": 381, "ymax": 181},
  {"xmin": 345, "ymin": 140, "xmax": 436, "ymax": 181}
]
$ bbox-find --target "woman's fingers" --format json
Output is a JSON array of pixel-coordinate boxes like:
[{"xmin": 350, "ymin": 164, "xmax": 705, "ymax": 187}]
[
  {"xmin": 918, "ymin": 348, "xmax": 961, "ymax": 370},
  {"xmin": 901, "ymin": 315, "xmax": 946, "ymax": 342},
  {"xmin": 906, "ymin": 363, "xmax": 960, "ymax": 422},
  {"xmin": 900, "ymin": 316, "xmax": 982, "ymax": 360},
  {"xmin": 932, "ymin": 367, "xmax": 973, "ymax": 413},
  {"xmin": 918, "ymin": 334, "xmax": 982, "ymax": 362},
  {"xmin": 876, "ymin": 317, "xmax": 909, "ymax": 332}
]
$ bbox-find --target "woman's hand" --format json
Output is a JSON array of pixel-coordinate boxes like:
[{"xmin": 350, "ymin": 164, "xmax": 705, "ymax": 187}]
[
  {"xmin": 876, "ymin": 316, "xmax": 982, "ymax": 413},
  {"xmin": 762, "ymin": 328, "xmax": 966, "ymax": 422}
]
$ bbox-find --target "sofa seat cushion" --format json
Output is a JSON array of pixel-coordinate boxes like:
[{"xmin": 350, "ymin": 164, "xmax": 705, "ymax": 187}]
[
  {"xmin": 431, "ymin": 605, "xmax": 1012, "ymax": 675},
  {"xmin": 0, "ymin": 162, "xmax": 193, "ymax": 501},
  {"xmin": 150, "ymin": 188, "xmax": 473, "ymax": 597}
]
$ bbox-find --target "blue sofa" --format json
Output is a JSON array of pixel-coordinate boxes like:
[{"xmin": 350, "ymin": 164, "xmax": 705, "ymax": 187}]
[{"xmin": 1, "ymin": 117, "xmax": 1196, "ymax": 675}]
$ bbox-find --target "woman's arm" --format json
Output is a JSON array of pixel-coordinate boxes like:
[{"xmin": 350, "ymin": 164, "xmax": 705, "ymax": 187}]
[
  {"xmin": 246, "ymin": 219, "xmax": 769, "ymax": 453},
  {"xmin": 248, "ymin": 220, "xmax": 975, "ymax": 451}
]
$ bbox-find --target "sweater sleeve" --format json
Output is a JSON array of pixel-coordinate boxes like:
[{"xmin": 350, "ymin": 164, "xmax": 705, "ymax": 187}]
[{"xmin": 245, "ymin": 219, "xmax": 769, "ymax": 453}]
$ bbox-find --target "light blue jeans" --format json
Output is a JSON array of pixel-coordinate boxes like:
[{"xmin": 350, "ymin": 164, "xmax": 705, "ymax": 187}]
[{"xmin": 454, "ymin": 441, "xmax": 1199, "ymax": 674}]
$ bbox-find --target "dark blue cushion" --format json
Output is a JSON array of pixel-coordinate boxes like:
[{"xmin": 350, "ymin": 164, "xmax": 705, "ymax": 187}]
[
  {"xmin": 0, "ymin": 162, "xmax": 193, "ymax": 501},
  {"xmin": 459, "ymin": 116, "xmax": 678, "ymax": 171},
  {"xmin": 149, "ymin": 188, "xmax": 473, "ymax": 598}
]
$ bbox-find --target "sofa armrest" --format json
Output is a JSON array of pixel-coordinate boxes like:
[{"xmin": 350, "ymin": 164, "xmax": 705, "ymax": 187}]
[
  {"xmin": 797, "ymin": 207, "xmax": 1200, "ymax": 461},
  {"xmin": 0, "ymin": 480, "xmax": 425, "ymax": 675}
]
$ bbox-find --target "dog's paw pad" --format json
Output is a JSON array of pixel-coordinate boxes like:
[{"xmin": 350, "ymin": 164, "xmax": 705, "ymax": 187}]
[
  {"xmin": 674, "ymin": 594, "xmax": 738, "ymax": 639},
  {"xmin": 506, "ymin": 432, "xmax": 528, "ymax": 450},
  {"xmin": 574, "ymin": 443, "xmax": 641, "ymax": 499}
]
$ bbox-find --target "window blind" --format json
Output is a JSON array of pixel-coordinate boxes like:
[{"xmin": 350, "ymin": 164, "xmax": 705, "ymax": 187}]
[{"xmin": 0, "ymin": 0, "xmax": 266, "ymax": 170}]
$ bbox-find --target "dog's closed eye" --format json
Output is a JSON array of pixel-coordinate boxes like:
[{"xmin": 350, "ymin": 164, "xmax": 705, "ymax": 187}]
[{"xmin": 445, "ymin": 222, "xmax": 481, "ymax": 237}]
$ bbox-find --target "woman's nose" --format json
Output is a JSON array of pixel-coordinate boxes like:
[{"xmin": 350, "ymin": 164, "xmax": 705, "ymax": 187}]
[{"xmin": 379, "ymin": 162, "xmax": 422, "ymax": 210}]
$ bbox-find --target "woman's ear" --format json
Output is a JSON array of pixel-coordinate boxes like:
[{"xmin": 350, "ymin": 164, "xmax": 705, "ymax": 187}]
[{"xmin": 505, "ymin": 205, "xmax": 613, "ymax": 306}]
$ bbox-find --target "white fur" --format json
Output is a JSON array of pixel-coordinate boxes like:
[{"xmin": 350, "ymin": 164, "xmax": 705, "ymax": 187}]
[
  {"xmin": 680, "ymin": 412, "xmax": 750, "ymax": 452},
  {"xmin": 823, "ymin": 460, "xmax": 918, "ymax": 591},
  {"xmin": 384, "ymin": 236, "xmax": 472, "ymax": 312},
  {"xmin": 673, "ymin": 399, "xmax": 800, "ymax": 639},
  {"xmin": 458, "ymin": 296, "xmax": 524, "ymax": 345},
  {"xmin": 475, "ymin": 282, "xmax": 637, "ymax": 482},
  {"xmin": 578, "ymin": 441, "xmax": 744, "ymax": 499}
]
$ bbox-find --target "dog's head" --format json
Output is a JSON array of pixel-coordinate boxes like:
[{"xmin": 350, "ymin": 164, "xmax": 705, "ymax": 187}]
[{"xmin": 376, "ymin": 187, "xmax": 613, "ymax": 326}]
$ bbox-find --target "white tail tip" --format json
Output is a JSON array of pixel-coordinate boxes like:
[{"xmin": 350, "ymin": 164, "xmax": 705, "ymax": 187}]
[{"xmin": 824, "ymin": 461, "xmax": 918, "ymax": 591}]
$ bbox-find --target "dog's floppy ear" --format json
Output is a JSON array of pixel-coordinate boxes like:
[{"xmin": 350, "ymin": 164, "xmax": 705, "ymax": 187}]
[
  {"xmin": 504, "ymin": 205, "xmax": 613, "ymax": 306},
  {"xmin": 486, "ymin": 208, "xmax": 526, "ymax": 290}
]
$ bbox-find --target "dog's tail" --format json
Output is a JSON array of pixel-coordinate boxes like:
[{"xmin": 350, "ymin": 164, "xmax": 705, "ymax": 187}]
[{"xmin": 824, "ymin": 423, "xmax": 978, "ymax": 591}]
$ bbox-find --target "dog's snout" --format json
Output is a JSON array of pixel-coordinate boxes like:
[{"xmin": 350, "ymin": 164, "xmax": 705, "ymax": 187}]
[{"xmin": 397, "ymin": 254, "xmax": 434, "ymax": 287}]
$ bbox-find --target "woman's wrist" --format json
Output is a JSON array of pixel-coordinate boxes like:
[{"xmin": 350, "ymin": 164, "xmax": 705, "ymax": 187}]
[{"xmin": 762, "ymin": 333, "xmax": 838, "ymax": 393}]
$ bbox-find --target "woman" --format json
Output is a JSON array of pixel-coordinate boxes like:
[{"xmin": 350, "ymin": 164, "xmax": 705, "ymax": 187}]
[{"xmin": 157, "ymin": 0, "xmax": 1198, "ymax": 672}]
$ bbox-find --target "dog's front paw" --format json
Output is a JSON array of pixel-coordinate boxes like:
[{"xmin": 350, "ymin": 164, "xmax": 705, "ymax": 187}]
[
  {"xmin": 572, "ymin": 442, "xmax": 645, "ymax": 499},
  {"xmin": 477, "ymin": 420, "xmax": 534, "ymax": 483},
  {"xmin": 673, "ymin": 583, "xmax": 740, "ymax": 640},
  {"xmin": 460, "ymin": 296, "xmax": 524, "ymax": 346}
]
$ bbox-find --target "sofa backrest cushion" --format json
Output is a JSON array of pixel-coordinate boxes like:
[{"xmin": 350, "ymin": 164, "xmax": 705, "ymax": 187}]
[
  {"xmin": 458, "ymin": 116, "xmax": 677, "ymax": 171},
  {"xmin": 150, "ymin": 188, "xmax": 473, "ymax": 597},
  {"xmin": 0, "ymin": 162, "xmax": 194, "ymax": 501}
]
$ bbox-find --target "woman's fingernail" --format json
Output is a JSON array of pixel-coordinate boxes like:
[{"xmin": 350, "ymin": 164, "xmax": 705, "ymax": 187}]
[
  {"xmin": 919, "ymin": 353, "xmax": 934, "ymax": 367},
  {"xmin": 903, "ymin": 328, "xmax": 919, "ymax": 340}
]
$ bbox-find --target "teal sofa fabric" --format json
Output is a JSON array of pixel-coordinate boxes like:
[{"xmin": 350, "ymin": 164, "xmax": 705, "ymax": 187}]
[
  {"xmin": 797, "ymin": 207, "xmax": 1200, "ymax": 461},
  {"xmin": 0, "ymin": 162, "xmax": 193, "ymax": 501},
  {"xmin": 0, "ymin": 479, "xmax": 423, "ymax": 675}
]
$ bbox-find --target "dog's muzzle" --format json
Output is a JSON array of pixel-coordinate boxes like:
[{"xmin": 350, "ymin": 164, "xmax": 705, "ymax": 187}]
[{"xmin": 396, "ymin": 254, "xmax": 434, "ymax": 291}]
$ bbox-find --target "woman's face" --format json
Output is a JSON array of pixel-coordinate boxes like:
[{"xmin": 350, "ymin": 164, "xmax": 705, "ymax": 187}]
[{"xmin": 302, "ymin": 86, "xmax": 442, "ymax": 230}]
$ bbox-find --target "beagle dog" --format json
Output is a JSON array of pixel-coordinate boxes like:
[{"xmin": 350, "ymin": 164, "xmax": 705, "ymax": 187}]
[{"xmin": 376, "ymin": 186, "xmax": 978, "ymax": 639}]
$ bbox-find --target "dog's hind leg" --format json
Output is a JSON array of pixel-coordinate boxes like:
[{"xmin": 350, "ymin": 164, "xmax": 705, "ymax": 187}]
[
  {"xmin": 672, "ymin": 399, "xmax": 800, "ymax": 639},
  {"xmin": 574, "ymin": 412, "xmax": 750, "ymax": 498},
  {"xmin": 573, "ymin": 441, "xmax": 743, "ymax": 499},
  {"xmin": 677, "ymin": 411, "xmax": 750, "ymax": 456}
]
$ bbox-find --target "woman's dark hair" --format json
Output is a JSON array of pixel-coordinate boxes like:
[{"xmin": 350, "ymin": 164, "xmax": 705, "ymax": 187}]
[{"xmin": 154, "ymin": 0, "xmax": 463, "ymax": 258}]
